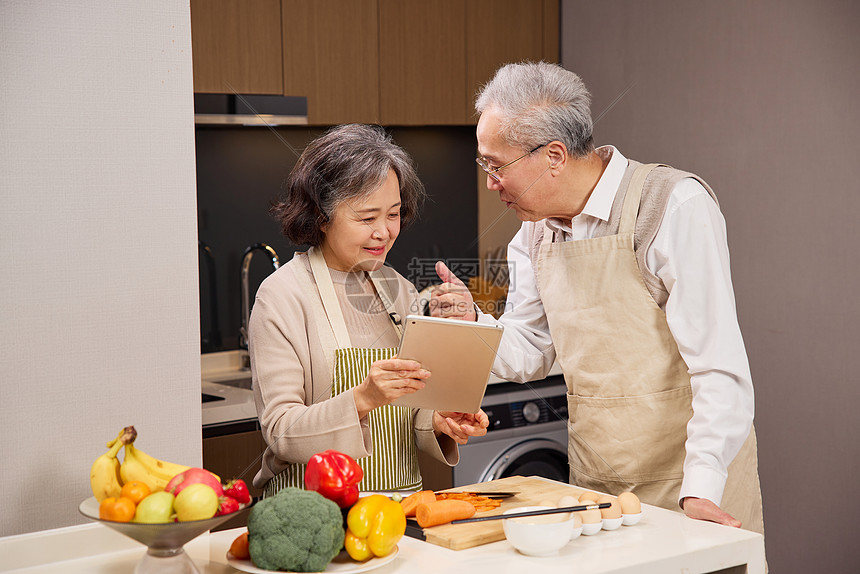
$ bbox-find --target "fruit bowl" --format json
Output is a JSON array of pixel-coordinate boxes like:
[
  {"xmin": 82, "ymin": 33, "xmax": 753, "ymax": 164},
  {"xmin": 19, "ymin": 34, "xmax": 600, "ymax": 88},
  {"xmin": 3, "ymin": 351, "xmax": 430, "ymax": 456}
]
[{"xmin": 79, "ymin": 497, "xmax": 250, "ymax": 574}]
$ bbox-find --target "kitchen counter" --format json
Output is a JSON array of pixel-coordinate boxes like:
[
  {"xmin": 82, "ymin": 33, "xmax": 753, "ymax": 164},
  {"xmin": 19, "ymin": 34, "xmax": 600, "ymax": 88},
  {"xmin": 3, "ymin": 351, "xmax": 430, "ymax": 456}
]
[
  {"xmin": 202, "ymin": 380, "xmax": 256, "ymax": 427},
  {"xmin": 200, "ymin": 350, "xmax": 565, "ymax": 428},
  {"xmin": 201, "ymin": 351, "xmax": 256, "ymax": 427},
  {"xmin": 2, "ymin": 483, "xmax": 765, "ymax": 574}
]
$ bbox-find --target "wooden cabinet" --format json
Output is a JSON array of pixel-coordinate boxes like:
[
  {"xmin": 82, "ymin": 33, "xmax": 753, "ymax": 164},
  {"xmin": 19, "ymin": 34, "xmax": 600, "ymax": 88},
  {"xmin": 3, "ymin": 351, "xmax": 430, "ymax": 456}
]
[
  {"xmin": 379, "ymin": 0, "xmax": 467, "ymax": 125},
  {"xmin": 282, "ymin": 0, "xmax": 380, "ymax": 124},
  {"xmin": 191, "ymin": 0, "xmax": 559, "ymax": 124},
  {"xmin": 202, "ymin": 422, "xmax": 267, "ymax": 531},
  {"xmin": 190, "ymin": 0, "xmax": 283, "ymax": 94},
  {"xmin": 379, "ymin": 0, "xmax": 558, "ymax": 125}
]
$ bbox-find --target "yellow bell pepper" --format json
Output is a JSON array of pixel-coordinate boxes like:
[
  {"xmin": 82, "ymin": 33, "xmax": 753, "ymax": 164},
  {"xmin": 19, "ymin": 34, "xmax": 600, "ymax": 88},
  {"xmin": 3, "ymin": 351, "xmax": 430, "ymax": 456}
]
[{"xmin": 344, "ymin": 494, "xmax": 406, "ymax": 561}]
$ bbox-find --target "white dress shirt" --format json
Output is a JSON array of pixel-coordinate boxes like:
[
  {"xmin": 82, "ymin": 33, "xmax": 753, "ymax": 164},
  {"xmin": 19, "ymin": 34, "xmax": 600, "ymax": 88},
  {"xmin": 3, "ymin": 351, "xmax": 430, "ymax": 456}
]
[{"xmin": 478, "ymin": 146, "xmax": 755, "ymax": 507}]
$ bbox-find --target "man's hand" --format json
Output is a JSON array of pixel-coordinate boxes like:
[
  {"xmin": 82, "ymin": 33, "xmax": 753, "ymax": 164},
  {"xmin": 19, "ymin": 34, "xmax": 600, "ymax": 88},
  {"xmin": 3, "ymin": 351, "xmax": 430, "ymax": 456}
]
[
  {"xmin": 429, "ymin": 261, "xmax": 477, "ymax": 321},
  {"xmin": 681, "ymin": 497, "xmax": 742, "ymax": 528},
  {"xmin": 432, "ymin": 409, "xmax": 489, "ymax": 444}
]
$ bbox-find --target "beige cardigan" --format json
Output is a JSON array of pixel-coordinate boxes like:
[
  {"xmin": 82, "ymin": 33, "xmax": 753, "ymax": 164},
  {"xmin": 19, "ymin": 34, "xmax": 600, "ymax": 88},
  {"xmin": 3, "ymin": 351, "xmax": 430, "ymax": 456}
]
[{"xmin": 250, "ymin": 252, "xmax": 459, "ymax": 489}]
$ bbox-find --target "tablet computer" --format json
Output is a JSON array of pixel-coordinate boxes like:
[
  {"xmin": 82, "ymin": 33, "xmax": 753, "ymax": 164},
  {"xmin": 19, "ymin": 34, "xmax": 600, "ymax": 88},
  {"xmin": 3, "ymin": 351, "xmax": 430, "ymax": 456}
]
[{"xmin": 392, "ymin": 315, "xmax": 504, "ymax": 412}]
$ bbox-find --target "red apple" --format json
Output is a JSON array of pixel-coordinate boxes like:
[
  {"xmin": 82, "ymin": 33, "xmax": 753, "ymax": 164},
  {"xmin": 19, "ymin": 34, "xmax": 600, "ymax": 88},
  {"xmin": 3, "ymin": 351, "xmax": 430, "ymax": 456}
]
[{"xmin": 165, "ymin": 467, "xmax": 223, "ymax": 497}]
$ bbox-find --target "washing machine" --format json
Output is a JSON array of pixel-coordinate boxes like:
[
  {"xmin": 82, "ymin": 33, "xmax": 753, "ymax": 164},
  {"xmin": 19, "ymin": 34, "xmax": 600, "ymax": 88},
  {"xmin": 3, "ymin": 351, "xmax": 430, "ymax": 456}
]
[{"xmin": 450, "ymin": 375, "xmax": 569, "ymax": 486}]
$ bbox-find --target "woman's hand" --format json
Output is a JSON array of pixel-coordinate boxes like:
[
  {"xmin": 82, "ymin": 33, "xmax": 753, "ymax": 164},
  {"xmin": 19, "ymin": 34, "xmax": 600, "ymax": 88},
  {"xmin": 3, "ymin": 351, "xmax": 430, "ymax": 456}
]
[
  {"xmin": 432, "ymin": 409, "xmax": 490, "ymax": 445},
  {"xmin": 681, "ymin": 497, "xmax": 742, "ymax": 528},
  {"xmin": 353, "ymin": 358, "xmax": 430, "ymax": 419},
  {"xmin": 429, "ymin": 261, "xmax": 477, "ymax": 321}
]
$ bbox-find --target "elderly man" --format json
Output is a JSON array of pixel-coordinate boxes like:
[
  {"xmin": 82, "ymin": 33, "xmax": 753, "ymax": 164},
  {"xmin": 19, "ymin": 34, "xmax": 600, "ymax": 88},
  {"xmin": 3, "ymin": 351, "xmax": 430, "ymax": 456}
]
[{"xmin": 431, "ymin": 62, "xmax": 763, "ymax": 534}]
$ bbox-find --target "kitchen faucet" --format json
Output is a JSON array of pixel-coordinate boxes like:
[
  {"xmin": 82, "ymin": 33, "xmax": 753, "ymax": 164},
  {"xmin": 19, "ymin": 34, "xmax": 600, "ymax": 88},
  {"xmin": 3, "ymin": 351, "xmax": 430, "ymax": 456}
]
[
  {"xmin": 239, "ymin": 243, "xmax": 280, "ymax": 359},
  {"xmin": 198, "ymin": 241, "xmax": 222, "ymax": 352}
]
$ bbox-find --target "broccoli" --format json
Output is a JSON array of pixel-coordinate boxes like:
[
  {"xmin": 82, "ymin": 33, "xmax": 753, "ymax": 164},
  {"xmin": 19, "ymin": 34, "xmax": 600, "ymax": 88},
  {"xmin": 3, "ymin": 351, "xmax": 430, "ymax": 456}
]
[{"xmin": 247, "ymin": 487, "xmax": 345, "ymax": 572}]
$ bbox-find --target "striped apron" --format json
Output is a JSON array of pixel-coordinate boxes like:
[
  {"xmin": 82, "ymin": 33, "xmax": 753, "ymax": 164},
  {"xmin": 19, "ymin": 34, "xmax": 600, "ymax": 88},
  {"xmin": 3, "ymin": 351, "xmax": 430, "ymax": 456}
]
[{"xmin": 265, "ymin": 247, "xmax": 422, "ymax": 496}]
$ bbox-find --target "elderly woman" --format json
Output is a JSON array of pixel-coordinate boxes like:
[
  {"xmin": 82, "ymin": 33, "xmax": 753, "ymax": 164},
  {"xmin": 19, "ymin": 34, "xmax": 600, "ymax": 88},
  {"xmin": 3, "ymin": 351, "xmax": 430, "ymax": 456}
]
[{"xmin": 250, "ymin": 124, "xmax": 489, "ymax": 496}]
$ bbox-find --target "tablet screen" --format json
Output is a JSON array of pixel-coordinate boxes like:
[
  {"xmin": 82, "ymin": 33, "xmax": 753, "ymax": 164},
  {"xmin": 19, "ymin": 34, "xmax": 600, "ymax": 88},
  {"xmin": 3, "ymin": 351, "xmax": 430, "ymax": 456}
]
[{"xmin": 392, "ymin": 315, "xmax": 503, "ymax": 412}]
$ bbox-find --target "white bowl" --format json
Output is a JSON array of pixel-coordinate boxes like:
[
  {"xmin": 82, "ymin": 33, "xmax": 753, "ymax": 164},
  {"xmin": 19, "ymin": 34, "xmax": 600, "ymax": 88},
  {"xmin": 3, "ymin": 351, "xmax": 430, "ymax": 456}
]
[
  {"xmin": 581, "ymin": 521, "xmax": 602, "ymax": 536},
  {"xmin": 622, "ymin": 512, "xmax": 643, "ymax": 526},
  {"xmin": 602, "ymin": 517, "xmax": 623, "ymax": 531},
  {"xmin": 569, "ymin": 524, "xmax": 584, "ymax": 540},
  {"xmin": 502, "ymin": 506, "xmax": 576, "ymax": 556}
]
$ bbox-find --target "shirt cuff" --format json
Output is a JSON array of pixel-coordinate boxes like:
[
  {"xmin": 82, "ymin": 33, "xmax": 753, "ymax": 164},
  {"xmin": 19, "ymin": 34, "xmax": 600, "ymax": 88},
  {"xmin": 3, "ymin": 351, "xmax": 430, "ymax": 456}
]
[
  {"xmin": 475, "ymin": 309, "xmax": 498, "ymax": 325},
  {"xmin": 679, "ymin": 465, "xmax": 728, "ymax": 508}
]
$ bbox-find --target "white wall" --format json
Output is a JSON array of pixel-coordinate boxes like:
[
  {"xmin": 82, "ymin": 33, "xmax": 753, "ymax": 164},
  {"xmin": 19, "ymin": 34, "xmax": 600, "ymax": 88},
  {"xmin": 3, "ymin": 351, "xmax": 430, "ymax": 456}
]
[
  {"xmin": 561, "ymin": 1, "xmax": 860, "ymax": 572},
  {"xmin": 0, "ymin": 1, "xmax": 201, "ymax": 536}
]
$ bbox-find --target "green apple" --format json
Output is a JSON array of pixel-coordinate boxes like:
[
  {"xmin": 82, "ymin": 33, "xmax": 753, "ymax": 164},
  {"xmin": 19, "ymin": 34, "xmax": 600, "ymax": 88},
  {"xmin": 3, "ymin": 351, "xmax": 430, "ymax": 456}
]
[
  {"xmin": 174, "ymin": 483, "xmax": 219, "ymax": 521},
  {"xmin": 133, "ymin": 491, "xmax": 175, "ymax": 523}
]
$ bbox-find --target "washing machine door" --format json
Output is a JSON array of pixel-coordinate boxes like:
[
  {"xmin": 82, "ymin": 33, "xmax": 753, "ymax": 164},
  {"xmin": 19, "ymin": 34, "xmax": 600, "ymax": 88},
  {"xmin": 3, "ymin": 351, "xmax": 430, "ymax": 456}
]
[{"xmin": 481, "ymin": 438, "xmax": 569, "ymax": 483}]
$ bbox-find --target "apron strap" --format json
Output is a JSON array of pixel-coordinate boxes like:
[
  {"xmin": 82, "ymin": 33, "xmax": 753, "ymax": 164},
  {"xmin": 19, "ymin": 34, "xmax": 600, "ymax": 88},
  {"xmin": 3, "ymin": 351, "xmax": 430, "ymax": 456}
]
[
  {"xmin": 619, "ymin": 163, "xmax": 667, "ymax": 235},
  {"xmin": 293, "ymin": 251, "xmax": 338, "ymax": 393},
  {"xmin": 308, "ymin": 246, "xmax": 352, "ymax": 349},
  {"xmin": 540, "ymin": 221, "xmax": 555, "ymax": 246}
]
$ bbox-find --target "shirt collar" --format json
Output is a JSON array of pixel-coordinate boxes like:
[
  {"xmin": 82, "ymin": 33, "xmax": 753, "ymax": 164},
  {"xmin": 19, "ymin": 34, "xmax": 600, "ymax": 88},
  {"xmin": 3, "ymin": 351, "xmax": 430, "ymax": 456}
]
[{"xmin": 546, "ymin": 145, "xmax": 627, "ymax": 233}]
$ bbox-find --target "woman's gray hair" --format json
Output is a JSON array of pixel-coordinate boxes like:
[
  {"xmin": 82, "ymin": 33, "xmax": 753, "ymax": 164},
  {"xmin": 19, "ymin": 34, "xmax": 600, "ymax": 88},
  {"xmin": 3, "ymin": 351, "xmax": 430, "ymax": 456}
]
[
  {"xmin": 271, "ymin": 124, "xmax": 425, "ymax": 246},
  {"xmin": 475, "ymin": 61, "xmax": 594, "ymax": 157}
]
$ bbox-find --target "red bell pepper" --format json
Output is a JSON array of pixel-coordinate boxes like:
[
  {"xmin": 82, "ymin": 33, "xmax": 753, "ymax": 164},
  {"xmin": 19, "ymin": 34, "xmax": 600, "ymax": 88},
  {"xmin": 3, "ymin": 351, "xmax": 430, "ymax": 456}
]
[{"xmin": 304, "ymin": 450, "xmax": 363, "ymax": 508}]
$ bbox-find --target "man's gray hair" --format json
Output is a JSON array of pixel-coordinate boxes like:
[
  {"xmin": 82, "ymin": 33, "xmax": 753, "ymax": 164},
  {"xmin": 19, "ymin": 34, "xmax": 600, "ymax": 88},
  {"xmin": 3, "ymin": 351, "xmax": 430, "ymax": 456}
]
[{"xmin": 475, "ymin": 61, "xmax": 594, "ymax": 157}]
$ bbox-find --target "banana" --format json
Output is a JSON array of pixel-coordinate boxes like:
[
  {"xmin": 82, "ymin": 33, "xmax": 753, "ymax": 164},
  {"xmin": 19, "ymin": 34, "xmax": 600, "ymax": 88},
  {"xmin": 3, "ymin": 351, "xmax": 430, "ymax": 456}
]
[
  {"xmin": 119, "ymin": 426, "xmax": 191, "ymax": 492},
  {"xmin": 90, "ymin": 433, "xmax": 125, "ymax": 502}
]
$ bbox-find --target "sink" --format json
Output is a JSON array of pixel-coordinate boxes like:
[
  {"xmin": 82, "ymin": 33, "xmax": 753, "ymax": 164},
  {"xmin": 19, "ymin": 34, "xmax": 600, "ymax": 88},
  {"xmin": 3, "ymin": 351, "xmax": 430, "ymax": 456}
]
[
  {"xmin": 201, "ymin": 351, "xmax": 257, "ymax": 426},
  {"xmin": 201, "ymin": 380, "xmax": 257, "ymax": 427},
  {"xmin": 201, "ymin": 350, "xmax": 252, "ymax": 389},
  {"xmin": 214, "ymin": 376, "xmax": 252, "ymax": 389}
]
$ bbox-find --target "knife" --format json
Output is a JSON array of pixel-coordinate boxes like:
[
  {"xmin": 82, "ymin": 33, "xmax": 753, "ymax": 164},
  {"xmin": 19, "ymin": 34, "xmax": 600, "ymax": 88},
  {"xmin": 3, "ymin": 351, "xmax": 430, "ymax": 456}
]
[
  {"xmin": 451, "ymin": 502, "xmax": 611, "ymax": 524},
  {"xmin": 435, "ymin": 490, "xmax": 519, "ymax": 499}
]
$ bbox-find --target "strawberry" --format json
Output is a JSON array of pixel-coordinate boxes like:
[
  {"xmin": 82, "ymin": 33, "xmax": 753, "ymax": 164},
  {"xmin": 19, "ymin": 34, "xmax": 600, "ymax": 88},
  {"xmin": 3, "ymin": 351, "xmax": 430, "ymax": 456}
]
[
  {"xmin": 216, "ymin": 495, "xmax": 240, "ymax": 516},
  {"xmin": 224, "ymin": 479, "xmax": 251, "ymax": 504}
]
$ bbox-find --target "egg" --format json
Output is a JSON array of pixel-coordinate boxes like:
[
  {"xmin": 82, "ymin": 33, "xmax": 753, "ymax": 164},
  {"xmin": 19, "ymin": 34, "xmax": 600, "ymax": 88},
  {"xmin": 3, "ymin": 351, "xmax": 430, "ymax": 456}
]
[
  {"xmin": 555, "ymin": 495, "xmax": 580, "ymax": 520},
  {"xmin": 597, "ymin": 495, "xmax": 622, "ymax": 519},
  {"xmin": 572, "ymin": 513, "xmax": 583, "ymax": 528},
  {"xmin": 579, "ymin": 505, "xmax": 602, "ymax": 524},
  {"xmin": 617, "ymin": 492, "xmax": 642, "ymax": 515},
  {"xmin": 578, "ymin": 491, "xmax": 599, "ymax": 503}
]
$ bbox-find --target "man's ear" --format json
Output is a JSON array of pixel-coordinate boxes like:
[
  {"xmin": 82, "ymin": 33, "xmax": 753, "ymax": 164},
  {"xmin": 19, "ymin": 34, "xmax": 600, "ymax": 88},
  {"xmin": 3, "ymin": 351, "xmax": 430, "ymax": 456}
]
[{"xmin": 546, "ymin": 141, "xmax": 566, "ymax": 170}]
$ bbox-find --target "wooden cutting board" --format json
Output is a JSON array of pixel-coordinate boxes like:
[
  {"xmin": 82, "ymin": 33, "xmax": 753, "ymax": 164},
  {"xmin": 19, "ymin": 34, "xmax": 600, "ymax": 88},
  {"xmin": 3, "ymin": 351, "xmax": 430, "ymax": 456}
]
[{"xmin": 420, "ymin": 476, "xmax": 590, "ymax": 550}]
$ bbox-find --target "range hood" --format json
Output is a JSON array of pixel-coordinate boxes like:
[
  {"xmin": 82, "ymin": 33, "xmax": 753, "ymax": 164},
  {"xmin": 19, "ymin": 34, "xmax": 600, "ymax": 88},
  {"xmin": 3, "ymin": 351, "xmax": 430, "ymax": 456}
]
[{"xmin": 194, "ymin": 94, "xmax": 308, "ymax": 126}]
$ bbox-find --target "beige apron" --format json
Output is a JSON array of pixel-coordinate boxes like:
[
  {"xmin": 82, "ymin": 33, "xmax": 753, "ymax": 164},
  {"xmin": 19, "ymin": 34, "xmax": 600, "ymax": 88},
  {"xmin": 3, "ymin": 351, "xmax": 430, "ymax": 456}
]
[
  {"xmin": 265, "ymin": 247, "xmax": 422, "ymax": 496},
  {"xmin": 536, "ymin": 163, "xmax": 764, "ymax": 534}
]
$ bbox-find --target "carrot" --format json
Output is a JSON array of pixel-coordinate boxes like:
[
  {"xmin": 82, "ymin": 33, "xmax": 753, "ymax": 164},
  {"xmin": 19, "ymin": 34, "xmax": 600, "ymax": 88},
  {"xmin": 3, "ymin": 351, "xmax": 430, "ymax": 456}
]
[
  {"xmin": 400, "ymin": 490, "xmax": 437, "ymax": 517},
  {"xmin": 415, "ymin": 499, "xmax": 476, "ymax": 528}
]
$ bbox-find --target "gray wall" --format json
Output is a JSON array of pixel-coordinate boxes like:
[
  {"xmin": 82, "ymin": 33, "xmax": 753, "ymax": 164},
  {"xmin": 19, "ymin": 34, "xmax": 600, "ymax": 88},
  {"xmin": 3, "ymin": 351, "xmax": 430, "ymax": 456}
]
[
  {"xmin": 561, "ymin": 1, "xmax": 860, "ymax": 572},
  {"xmin": 0, "ymin": 1, "xmax": 201, "ymax": 536}
]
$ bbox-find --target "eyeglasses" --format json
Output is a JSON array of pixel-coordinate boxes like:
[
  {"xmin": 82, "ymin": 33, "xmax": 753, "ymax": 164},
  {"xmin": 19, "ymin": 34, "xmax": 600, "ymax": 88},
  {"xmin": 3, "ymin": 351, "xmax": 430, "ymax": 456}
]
[{"xmin": 476, "ymin": 143, "xmax": 547, "ymax": 182}]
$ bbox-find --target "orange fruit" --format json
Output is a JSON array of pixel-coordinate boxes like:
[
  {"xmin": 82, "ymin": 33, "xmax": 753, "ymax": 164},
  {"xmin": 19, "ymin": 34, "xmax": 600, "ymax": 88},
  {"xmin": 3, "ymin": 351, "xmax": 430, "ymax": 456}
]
[
  {"xmin": 99, "ymin": 496, "xmax": 136, "ymax": 522},
  {"xmin": 120, "ymin": 481, "xmax": 151, "ymax": 505}
]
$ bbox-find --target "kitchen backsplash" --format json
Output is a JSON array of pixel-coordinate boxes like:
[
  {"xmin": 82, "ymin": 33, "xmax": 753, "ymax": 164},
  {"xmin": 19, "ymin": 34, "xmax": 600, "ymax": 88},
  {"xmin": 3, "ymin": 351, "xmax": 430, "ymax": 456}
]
[{"xmin": 196, "ymin": 125, "xmax": 479, "ymax": 352}]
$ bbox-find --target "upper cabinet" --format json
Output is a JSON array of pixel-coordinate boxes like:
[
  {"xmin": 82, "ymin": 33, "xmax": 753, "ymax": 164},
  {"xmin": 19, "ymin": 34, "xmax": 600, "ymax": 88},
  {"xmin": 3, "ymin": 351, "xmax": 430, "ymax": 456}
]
[
  {"xmin": 190, "ymin": 0, "xmax": 284, "ymax": 95},
  {"xmin": 282, "ymin": 0, "xmax": 380, "ymax": 124},
  {"xmin": 379, "ymin": 0, "xmax": 468, "ymax": 125},
  {"xmin": 191, "ymin": 0, "xmax": 559, "ymax": 125}
]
